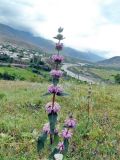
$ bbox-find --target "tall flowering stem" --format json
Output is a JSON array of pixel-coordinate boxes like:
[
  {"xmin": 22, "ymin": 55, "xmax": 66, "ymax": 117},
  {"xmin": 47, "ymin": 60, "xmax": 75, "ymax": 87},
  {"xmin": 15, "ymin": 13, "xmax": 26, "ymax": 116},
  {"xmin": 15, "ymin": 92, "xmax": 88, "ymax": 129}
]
[
  {"xmin": 87, "ymin": 83, "xmax": 92, "ymax": 119},
  {"xmin": 37, "ymin": 28, "xmax": 76, "ymax": 159},
  {"xmin": 47, "ymin": 27, "xmax": 65, "ymax": 144}
]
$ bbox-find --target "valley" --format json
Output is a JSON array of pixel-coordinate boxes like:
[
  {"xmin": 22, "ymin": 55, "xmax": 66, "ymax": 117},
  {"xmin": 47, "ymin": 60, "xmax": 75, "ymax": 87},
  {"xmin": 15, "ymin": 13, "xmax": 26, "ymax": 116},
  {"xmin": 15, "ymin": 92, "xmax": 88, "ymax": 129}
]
[
  {"xmin": 0, "ymin": 23, "xmax": 120, "ymax": 160},
  {"xmin": 64, "ymin": 63, "xmax": 120, "ymax": 83}
]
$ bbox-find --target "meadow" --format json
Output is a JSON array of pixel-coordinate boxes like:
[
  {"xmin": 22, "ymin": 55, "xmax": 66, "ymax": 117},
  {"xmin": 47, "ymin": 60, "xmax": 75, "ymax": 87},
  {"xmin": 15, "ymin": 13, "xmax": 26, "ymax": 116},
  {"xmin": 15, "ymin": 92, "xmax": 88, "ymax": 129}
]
[{"xmin": 0, "ymin": 80, "xmax": 120, "ymax": 159}]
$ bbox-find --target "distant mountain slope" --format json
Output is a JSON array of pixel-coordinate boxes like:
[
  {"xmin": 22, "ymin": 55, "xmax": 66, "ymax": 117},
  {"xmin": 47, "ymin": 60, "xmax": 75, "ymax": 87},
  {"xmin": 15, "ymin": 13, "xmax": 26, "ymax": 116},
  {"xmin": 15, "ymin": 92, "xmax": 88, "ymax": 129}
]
[
  {"xmin": 97, "ymin": 56, "xmax": 120, "ymax": 67},
  {"xmin": 0, "ymin": 23, "xmax": 104, "ymax": 62}
]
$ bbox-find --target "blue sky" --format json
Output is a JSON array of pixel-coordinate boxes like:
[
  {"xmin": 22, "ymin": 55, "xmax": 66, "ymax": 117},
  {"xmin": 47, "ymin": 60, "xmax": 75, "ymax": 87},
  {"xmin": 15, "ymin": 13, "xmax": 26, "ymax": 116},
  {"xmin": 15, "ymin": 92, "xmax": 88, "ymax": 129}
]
[{"xmin": 0, "ymin": 0, "xmax": 120, "ymax": 58}]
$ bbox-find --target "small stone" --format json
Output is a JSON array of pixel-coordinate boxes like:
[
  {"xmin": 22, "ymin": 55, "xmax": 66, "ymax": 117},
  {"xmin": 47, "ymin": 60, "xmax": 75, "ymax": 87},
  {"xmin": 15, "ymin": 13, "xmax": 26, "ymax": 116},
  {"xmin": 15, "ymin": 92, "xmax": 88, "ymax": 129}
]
[{"xmin": 54, "ymin": 153, "xmax": 63, "ymax": 160}]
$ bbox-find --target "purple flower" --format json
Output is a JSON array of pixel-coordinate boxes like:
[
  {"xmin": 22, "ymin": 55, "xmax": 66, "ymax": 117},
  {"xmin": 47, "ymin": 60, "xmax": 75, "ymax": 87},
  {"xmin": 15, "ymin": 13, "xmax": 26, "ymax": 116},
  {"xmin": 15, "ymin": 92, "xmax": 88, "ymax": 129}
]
[
  {"xmin": 48, "ymin": 85, "xmax": 63, "ymax": 95},
  {"xmin": 61, "ymin": 128, "xmax": 73, "ymax": 139},
  {"xmin": 50, "ymin": 70, "xmax": 63, "ymax": 78},
  {"xmin": 55, "ymin": 43, "xmax": 63, "ymax": 50},
  {"xmin": 52, "ymin": 54, "xmax": 64, "ymax": 63},
  {"xmin": 45, "ymin": 102, "xmax": 61, "ymax": 114},
  {"xmin": 57, "ymin": 142, "xmax": 64, "ymax": 151},
  {"xmin": 42, "ymin": 123, "xmax": 50, "ymax": 134},
  {"xmin": 65, "ymin": 118, "xmax": 76, "ymax": 128}
]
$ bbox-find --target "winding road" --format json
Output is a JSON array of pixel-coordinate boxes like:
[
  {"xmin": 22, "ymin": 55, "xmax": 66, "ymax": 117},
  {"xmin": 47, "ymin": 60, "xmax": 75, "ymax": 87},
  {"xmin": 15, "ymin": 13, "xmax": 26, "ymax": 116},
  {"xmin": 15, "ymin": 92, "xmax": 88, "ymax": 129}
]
[{"xmin": 61, "ymin": 63, "xmax": 95, "ymax": 84}]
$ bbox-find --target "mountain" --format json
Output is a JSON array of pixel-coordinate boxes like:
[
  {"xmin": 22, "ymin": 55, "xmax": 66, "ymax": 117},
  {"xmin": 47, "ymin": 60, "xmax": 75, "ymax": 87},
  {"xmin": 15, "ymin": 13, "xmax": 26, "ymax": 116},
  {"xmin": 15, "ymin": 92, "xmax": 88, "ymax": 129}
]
[
  {"xmin": 0, "ymin": 23, "xmax": 104, "ymax": 62},
  {"xmin": 97, "ymin": 56, "xmax": 120, "ymax": 67}
]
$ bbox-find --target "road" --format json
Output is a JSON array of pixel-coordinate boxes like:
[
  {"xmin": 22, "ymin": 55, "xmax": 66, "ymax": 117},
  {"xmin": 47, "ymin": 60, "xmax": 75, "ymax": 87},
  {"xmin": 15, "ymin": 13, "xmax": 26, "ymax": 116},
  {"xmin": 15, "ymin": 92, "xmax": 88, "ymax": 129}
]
[{"xmin": 61, "ymin": 63, "xmax": 95, "ymax": 83}]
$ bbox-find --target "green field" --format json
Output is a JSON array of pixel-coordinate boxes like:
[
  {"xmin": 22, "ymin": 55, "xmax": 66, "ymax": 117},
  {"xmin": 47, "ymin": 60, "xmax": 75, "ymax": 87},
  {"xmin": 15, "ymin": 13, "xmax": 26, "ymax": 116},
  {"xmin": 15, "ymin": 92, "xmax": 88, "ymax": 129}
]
[{"xmin": 0, "ymin": 80, "xmax": 120, "ymax": 159}]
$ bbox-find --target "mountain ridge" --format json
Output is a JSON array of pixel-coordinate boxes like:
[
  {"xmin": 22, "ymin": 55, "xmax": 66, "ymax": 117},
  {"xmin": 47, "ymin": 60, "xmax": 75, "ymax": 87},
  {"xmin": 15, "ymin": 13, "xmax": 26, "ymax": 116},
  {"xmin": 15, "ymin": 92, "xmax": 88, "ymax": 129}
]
[
  {"xmin": 97, "ymin": 56, "xmax": 120, "ymax": 67},
  {"xmin": 0, "ymin": 23, "xmax": 104, "ymax": 62}
]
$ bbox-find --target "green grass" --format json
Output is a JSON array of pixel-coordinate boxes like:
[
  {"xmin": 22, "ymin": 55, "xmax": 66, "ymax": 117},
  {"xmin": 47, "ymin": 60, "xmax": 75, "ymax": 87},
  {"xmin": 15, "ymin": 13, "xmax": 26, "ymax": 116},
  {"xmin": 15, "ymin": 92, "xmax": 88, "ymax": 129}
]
[
  {"xmin": 0, "ymin": 80, "xmax": 120, "ymax": 159},
  {"xmin": 0, "ymin": 66, "xmax": 44, "ymax": 82},
  {"xmin": 88, "ymin": 68, "xmax": 120, "ymax": 81}
]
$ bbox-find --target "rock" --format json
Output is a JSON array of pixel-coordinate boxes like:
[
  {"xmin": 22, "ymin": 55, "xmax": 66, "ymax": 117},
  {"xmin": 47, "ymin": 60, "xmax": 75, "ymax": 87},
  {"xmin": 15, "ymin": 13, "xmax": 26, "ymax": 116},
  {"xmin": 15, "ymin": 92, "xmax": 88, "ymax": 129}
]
[{"xmin": 54, "ymin": 153, "xmax": 63, "ymax": 160}]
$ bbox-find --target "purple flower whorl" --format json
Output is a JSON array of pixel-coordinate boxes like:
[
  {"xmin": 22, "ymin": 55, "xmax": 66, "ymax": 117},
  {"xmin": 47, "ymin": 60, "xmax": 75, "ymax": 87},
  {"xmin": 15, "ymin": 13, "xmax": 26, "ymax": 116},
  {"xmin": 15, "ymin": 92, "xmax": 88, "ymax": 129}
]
[
  {"xmin": 42, "ymin": 123, "xmax": 50, "ymax": 134},
  {"xmin": 45, "ymin": 102, "xmax": 61, "ymax": 114},
  {"xmin": 57, "ymin": 142, "xmax": 64, "ymax": 151},
  {"xmin": 55, "ymin": 43, "xmax": 63, "ymax": 51},
  {"xmin": 52, "ymin": 54, "xmax": 64, "ymax": 63},
  {"xmin": 50, "ymin": 69, "xmax": 63, "ymax": 79},
  {"xmin": 64, "ymin": 118, "xmax": 76, "ymax": 128},
  {"xmin": 61, "ymin": 128, "xmax": 73, "ymax": 139},
  {"xmin": 48, "ymin": 85, "xmax": 63, "ymax": 95}
]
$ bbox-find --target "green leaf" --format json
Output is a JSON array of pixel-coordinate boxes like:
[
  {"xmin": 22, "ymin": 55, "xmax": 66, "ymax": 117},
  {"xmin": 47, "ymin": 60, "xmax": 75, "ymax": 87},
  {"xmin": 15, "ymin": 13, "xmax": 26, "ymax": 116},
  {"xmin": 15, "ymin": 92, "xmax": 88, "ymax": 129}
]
[
  {"xmin": 48, "ymin": 113, "xmax": 57, "ymax": 134},
  {"xmin": 37, "ymin": 133, "xmax": 47, "ymax": 152},
  {"xmin": 58, "ymin": 92, "xmax": 69, "ymax": 96},
  {"xmin": 49, "ymin": 148, "xmax": 59, "ymax": 160},
  {"xmin": 42, "ymin": 92, "xmax": 51, "ymax": 96},
  {"xmin": 58, "ymin": 27, "xmax": 64, "ymax": 33},
  {"xmin": 53, "ymin": 34, "xmax": 65, "ymax": 40},
  {"xmin": 63, "ymin": 139, "xmax": 69, "ymax": 154}
]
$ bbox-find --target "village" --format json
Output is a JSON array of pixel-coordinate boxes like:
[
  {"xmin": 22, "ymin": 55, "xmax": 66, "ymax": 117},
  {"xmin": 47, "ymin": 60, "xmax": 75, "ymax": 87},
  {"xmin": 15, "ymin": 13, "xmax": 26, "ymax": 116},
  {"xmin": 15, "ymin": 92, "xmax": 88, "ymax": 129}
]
[{"xmin": 0, "ymin": 43, "xmax": 46, "ymax": 64}]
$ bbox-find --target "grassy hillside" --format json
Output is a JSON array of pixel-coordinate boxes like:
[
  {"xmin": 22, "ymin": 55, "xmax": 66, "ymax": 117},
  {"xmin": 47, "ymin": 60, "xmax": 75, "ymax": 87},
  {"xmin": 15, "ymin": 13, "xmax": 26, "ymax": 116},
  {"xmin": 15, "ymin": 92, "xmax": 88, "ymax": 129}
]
[
  {"xmin": 0, "ymin": 66, "xmax": 44, "ymax": 82},
  {"xmin": 88, "ymin": 67, "xmax": 120, "ymax": 81},
  {"xmin": 97, "ymin": 56, "xmax": 120, "ymax": 68},
  {"xmin": 0, "ymin": 80, "xmax": 120, "ymax": 159},
  {"xmin": 68, "ymin": 66, "xmax": 120, "ymax": 82}
]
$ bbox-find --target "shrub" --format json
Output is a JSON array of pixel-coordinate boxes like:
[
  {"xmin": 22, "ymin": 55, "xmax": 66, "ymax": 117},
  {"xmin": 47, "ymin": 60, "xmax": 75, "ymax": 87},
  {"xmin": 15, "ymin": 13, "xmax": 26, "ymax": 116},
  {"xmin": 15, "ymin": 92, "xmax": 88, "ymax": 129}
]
[
  {"xmin": 0, "ymin": 54, "xmax": 13, "ymax": 63},
  {"xmin": 114, "ymin": 74, "xmax": 120, "ymax": 84},
  {"xmin": 0, "ymin": 72, "xmax": 15, "ymax": 80}
]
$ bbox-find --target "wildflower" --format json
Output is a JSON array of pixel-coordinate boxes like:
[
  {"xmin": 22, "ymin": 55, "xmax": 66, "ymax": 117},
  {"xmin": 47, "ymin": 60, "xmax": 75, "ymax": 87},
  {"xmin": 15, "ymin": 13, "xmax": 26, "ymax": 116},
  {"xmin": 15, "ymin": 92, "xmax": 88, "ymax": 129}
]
[
  {"xmin": 52, "ymin": 54, "xmax": 64, "ymax": 63},
  {"xmin": 50, "ymin": 69, "xmax": 63, "ymax": 78},
  {"xmin": 57, "ymin": 142, "xmax": 64, "ymax": 151},
  {"xmin": 65, "ymin": 118, "xmax": 76, "ymax": 128},
  {"xmin": 42, "ymin": 123, "xmax": 50, "ymax": 134},
  {"xmin": 61, "ymin": 128, "xmax": 73, "ymax": 139},
  {"xmin": 45, "ymin": 102, "xmax": 61, "ymax": 114},
  {"xmin": 56, "ymin": 43, "xmax": 63, "ymax": 51},
  {"xmin": 48, "ymin": 85, "xmax": 63, "ymax": 95}
]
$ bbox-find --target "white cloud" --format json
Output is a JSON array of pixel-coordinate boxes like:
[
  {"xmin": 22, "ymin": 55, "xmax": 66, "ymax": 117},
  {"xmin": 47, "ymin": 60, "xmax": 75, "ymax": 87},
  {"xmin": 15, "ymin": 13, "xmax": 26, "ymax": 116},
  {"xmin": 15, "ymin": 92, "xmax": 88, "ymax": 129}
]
[{"xmin": 0, "ymin": 0, "xmax": 120, "ymax": 57}]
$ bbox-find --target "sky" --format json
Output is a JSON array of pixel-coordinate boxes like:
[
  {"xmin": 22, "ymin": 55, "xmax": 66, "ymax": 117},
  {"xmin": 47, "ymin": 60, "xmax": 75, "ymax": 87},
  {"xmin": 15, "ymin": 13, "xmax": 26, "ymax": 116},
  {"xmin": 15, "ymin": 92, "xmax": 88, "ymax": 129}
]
[{"xmin": 0, "ymin": 0, "xmax": 120, "ymax": 58}]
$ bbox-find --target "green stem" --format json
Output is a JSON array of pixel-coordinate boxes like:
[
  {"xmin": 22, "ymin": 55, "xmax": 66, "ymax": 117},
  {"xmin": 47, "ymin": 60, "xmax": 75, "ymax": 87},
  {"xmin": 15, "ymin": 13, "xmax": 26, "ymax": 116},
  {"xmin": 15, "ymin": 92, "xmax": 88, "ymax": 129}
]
[
  {"xmin": 50, "ymin": 134, "xmax": 53, "ymax": 145},
  {"xmin": 52, "ymin": 93, "xmax": 56, "ymax": 108}
]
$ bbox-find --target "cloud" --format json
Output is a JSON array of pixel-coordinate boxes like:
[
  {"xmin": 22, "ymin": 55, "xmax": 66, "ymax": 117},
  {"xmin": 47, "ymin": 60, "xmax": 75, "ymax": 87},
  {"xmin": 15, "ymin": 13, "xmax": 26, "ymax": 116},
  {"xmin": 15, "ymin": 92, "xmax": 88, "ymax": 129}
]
[
  {"xmin": 101, "ymin": 0, "xmax": 120, "ymax": 24},
  {"xmin": 0, "ymin": 0, "xmax": 120, "ymax": 57}
]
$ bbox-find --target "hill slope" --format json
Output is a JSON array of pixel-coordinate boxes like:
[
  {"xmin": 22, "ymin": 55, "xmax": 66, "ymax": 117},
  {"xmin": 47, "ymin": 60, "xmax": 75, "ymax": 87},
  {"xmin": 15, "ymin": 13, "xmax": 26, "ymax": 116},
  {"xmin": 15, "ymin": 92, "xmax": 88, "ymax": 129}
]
[
  {"xmin": 0, "ymin": 23, "xmax": 104, "ymax": 62},
  {"xmin": 97, "ymin": 56, "xmax": 120, "ymax": 67}
]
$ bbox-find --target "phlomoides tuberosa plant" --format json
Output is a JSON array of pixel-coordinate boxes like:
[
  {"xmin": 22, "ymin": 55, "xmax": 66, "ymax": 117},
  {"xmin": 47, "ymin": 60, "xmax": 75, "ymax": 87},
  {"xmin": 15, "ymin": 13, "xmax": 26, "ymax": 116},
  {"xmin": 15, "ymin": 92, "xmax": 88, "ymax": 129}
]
[{"xmin": 37, "ymin": 28, "xmax": 76, "ymax": 160}]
